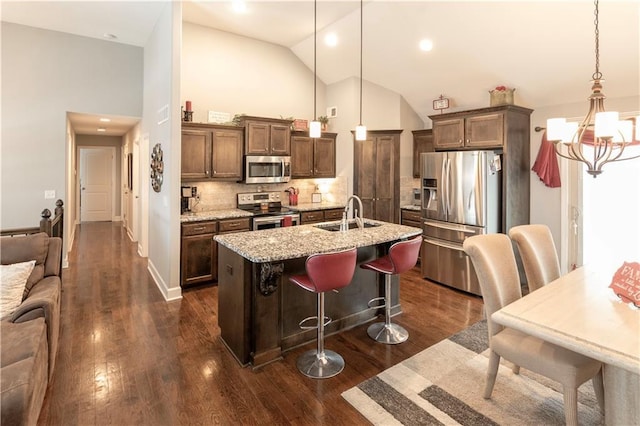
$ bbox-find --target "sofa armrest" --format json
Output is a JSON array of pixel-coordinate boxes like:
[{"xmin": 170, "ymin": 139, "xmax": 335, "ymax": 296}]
[
  {"xmin": 44, "ymin": 237, "xmax": 62, "ymax": 278},
  {"xmin": 10, "ymin": 276, "xmax": 60, "ymax": 379}
]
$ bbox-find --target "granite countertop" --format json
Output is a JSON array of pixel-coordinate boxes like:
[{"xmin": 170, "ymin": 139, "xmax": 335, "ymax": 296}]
[
  {"xmin": 288, "ymin": 202, "xmax": 346, "ymax": 212},
  {"xmin": 401, "ymin": 205, "xmax": 421, "ymax": 211},
  {"xmin": 214, "ymin": 220, "xmax": 422, "ymax": 263},
  {"xmin": 180, "ymin": 209, "xmax": 253, "ymax": 223}
]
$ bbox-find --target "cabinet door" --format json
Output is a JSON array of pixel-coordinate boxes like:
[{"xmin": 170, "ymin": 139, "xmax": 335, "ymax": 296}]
[
  {"xmin": 270, "ymin": 124, "xmax": 291, "ymax": 155},
  {"xmin": 181, "ymin": 233, "xmax": 216, "ymax": 287},
  {"xmin": 246, "ymin": 122, "xmax": 270, "ymax": 154},
  {"xmin": 374, "ymin": 136, "xmax": 396, "ymax": 223},
  {"xmin": 300, "ymin": 210, "xmax": 325, "ymax": 224},
  {"xmin": 291, "ymin": 136, "xmax": 313, "ymax": 178},
  {"xmin": 433, "ymin": 118, "xmax": 465, "ymax": 150},
  {"xmin": 354, "ymin": 135, "xmax": 377, "ymax": 219},
  {"xmin": 465, "ymin": 113, "xmax": 504, "ymax": 148},
  {"xmin": 181, "ymin": 129, "xmax": 212, "ymax": 180},
  {"xmin": 412, "ymin": 129, "xmax": 433, "ymax": 178},
  {"xmin": 313, "ymin": 137, "xmax": 336, "ymax": 178},
  {"xmin": 212, "ymin": 128, "xmax": 243, "ymax": 179}
]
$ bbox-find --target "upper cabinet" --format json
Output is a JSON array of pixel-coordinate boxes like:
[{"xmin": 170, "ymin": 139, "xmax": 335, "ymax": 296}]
[
  {"xmin": 430, "ymin": 105, "xmax": 532, "ymax": 151},
  {"xmin": 411, "ymin": 129, "xmax": 434, "ymax": 178},
  {"xmin": 290, "ymin": 131, "xmax": 337, "ymax": 179},
  {"xmin": 239, "ymin": 116, "xmax": 292, "ymax": 155},
  {"xmin": 181, "ymin": 123, "xmax": 243, "ymax": 181}
]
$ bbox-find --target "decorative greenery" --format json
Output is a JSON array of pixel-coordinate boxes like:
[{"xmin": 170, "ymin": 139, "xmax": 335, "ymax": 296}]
[{"xmin": 318, "ymin": 116, "xmax": 329, "ymax": 125}]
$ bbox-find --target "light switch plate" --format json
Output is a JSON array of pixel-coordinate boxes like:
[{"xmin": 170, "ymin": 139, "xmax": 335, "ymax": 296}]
[{"xmin": 44, "ymin": 190, "xmax": 56, "ymax": 199}]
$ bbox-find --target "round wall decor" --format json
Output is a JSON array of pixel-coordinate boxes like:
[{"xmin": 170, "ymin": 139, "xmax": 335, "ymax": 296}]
[{"xmin": 151, "ymin": 143, "xmax": 164, "ymax": 192}]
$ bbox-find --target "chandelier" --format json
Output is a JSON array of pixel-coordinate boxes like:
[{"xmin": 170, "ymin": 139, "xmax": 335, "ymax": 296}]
[{"xmin": 546, "ymin": 0, "xmax": 639, "ymax": 177}]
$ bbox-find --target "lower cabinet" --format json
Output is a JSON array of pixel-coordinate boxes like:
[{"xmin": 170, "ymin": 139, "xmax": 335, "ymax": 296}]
[
  {"xmin": 181, "ymin": 221, "xmax": 218, "ymax": 288},
  {"xmin": 299, "ymin": 208, "xmax": 344, "ymax": 224},
  {"xmin": 181, "ymin": 218, "xmax": 251, "ymax": 288},
  {"xmin": 401, "ymin": 209, "xmax": 422, "ymax": 262}
]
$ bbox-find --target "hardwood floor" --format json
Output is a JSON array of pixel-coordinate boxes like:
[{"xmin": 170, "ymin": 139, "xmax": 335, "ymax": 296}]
[{"xmin": 38, "ymin": 222, "xmax": 484, "ymax": 425}]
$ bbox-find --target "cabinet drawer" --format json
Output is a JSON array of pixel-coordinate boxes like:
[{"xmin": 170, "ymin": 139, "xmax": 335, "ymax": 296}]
[
  {"xmin": 182, "ymin": 221, "xmax": 217, "ymax": 236},
  {"xmin": 323, "ymin": 209, "xmax": 344, "ymax": 221},
  {"xmin": 301, "ymin": 211, "xmax": 325, "ymax": 223},
  {"xmin": 218, "ymin": 218, "xmax": 251, "ymax": 234},
  {"xmin": 401, "ymin": 210, "xmax": 421, "ymax": 222}
]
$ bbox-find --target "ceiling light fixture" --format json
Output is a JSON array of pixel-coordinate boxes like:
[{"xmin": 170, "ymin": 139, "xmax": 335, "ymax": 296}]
[
  {"xmin": 309, "ymin": 0, "xmax": 321, "ymax": 138},
  {"xmin": 546, "ymin": 0, "xmax": 639, "ymax": 177},
  {"xmin": 97, "ymin": 128, "xmax": 106, "ymax": 132},
  {"xmin": 419, "ymin": 39, "xmax": 433, "ymax": 52},
  {"xmin": 231, "ymin": 0, "xmax": 247, "ymax": 14},
  {"xmin": 324, "ymin": 33, "xmax": 338, "ymax": 47},
  {"xmin": 355, "ymin": 0, "xmax": 366, "ymax": 141},
  {"xmin": 99, "ymin": 118, "xmax": 111, "ymax": 122},
  {"xmin": 103, "ymin": 33, "xmax": 117, "ymax": 40}
]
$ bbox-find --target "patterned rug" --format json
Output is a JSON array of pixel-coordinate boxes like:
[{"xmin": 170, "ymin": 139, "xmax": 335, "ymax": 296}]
[{"xmin": 342, "ymin": 321, "xmax": 603, "ymax": 425}]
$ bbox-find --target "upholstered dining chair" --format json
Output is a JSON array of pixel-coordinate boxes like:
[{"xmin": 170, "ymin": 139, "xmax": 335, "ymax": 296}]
[
  {"xmin": 463, "ymin": 234, "xmax": 604, "ymax": 426},
  {"xmin": 509, "ymin": 224, "xmax": 561, "ymax": 293}
]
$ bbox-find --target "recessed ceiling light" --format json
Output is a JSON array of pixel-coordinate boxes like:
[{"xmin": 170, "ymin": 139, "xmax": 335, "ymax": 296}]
[
  {"xmin": 324, "ymin": 33, "xmax": 338, "ymax": 47},
  {"xmin": 231, "ymin": 1, "xmax": 247, "ymax": 14},
  {"xmin": 97, "ymin": 128, "xmax": 107, "ymax": 132},
  {"xmin": 103, "ymin": 33, "xmax": 118, "ymax": 40},
  {"xmin": 419, "ymin": 39, "xmax": 433, "ymax": 52},
  {"xmin": 99, "ymin": 118, "xmax": 111, "ymax": 122}
]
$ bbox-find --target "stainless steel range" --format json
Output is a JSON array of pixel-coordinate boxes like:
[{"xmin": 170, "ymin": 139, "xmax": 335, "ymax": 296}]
[{"xmin": 237, "ymin": 191, "xmax": 300, "ymax": 231}]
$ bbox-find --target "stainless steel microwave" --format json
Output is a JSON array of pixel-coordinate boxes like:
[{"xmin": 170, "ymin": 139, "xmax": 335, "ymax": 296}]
[{"xmin": 244, "ymin": 155, "xmax": 291, "ymax": 184}]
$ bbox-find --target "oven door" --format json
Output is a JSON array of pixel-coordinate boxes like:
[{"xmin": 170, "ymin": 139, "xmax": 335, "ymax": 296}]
[
  {"xmin": 252, "ymin": 214, "xmax": 300, "ymax": 231},
  {"xmin": 244, "ymin": 156, "xmax": 291, "ymax": 184}
]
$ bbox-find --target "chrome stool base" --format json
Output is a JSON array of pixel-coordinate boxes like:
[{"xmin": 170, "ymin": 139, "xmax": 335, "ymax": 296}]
[
  {"xmin": 297, "ymin": 349, "xmax": 345, "ymax": 379},
  {"xmin": 367, "ymin": 322, "xmax": 409, "ymax": 344}
]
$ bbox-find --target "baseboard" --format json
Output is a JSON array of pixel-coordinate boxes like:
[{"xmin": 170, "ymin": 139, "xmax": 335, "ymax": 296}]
[{"xmin": 147, "ymin": 259, "xmax": 182, "ymax": 301}]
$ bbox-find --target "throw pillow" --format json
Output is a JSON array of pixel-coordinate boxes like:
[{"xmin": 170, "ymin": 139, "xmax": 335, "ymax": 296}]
[{"xmin": 0, "ymin": 260, "xmax": 36, "ymax": 320}]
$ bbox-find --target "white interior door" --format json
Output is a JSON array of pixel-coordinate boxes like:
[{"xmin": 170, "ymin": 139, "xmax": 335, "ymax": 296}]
[
  {"xmin": 80, "ymin": 147, "xmax": 114, "ymax": 222},
  {"xmin": 132, "ymin": 140, "xmax": 140, "ymax": 241}
]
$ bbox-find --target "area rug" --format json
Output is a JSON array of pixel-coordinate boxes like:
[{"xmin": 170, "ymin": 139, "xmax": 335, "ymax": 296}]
[{"xmin": 342, "ymin": 321, "xmax": 603, "ymax": 425}]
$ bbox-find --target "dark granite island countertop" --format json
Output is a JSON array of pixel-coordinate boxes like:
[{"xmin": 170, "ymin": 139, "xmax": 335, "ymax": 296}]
[{"xmin": 214, "ymin": 220, "xmax": 422, "ymax": 368}]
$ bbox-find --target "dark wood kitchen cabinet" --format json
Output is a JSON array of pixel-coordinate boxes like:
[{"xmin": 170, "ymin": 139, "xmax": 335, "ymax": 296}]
[
  {"xmin": 354, "ymin": 130, "xmax": 402, "ymax": 224},
  {"xmin": 299, "ymin": 208, "xmax": 344, "ymax": 224},
  {"xmin": 181, "ymin": 123, "xmax": 243, "ymax": 181},
  {"xmin": 411, "ymin": 129, "xmax": 434, "ymax": 178},
  {"xmin": 181, "ymin": 221, "xmax": 217, "ymax": 288},
  {"xmin": 239, "ymin": 116, "xmax": 292, "ymax": 155},
  {"xmin": 290, "ymin": 131, "xmax": 336, "ymax": 178}
]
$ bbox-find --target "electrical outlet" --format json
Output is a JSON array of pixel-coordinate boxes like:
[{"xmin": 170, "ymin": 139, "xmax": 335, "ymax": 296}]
[{"xmin": 44, "ymin": 190, "xmax": 56, "ymax": 199}]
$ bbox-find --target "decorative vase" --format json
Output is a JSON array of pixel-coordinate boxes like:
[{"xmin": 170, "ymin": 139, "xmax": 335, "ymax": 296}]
[{"xmin": 489, "ymin": 88, "xmax": 515, "ymax": 106}]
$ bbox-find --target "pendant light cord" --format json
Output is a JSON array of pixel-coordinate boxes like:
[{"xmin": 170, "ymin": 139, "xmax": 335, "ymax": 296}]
[
  {"xmin": 313, "ymin": 0, "xmax": 317, "ymax": 121},
  {"xmin": 359, "ymin": 0, "xmax": 363, "ymax": 125},
  {"xmin": 593, "ymin": 0, "xmax": 601, "ymax": 80}
]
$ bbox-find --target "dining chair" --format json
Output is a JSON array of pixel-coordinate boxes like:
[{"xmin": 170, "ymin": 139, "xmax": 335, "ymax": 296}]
[
  {"xmin": 509, "ymin": 224, "xmax": 561, "ymax": 293},
  {"xmin": 463, "ymin": 233, "xmax": 604, "ymax": 426}
]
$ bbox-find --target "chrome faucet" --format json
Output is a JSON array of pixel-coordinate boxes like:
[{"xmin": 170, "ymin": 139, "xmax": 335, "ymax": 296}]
[{"xmin": 344, "ymin": 195, "xmax": 364, "ymax": 230}]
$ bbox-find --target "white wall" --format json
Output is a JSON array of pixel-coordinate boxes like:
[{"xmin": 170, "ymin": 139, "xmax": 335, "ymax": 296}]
[
  {"xmin": 1, "ymin": 22, "xmax": 143, "ymax": 262},
  {"xmin": 143, "ymin": 2, "xmax": 182, "ymax": 300}
]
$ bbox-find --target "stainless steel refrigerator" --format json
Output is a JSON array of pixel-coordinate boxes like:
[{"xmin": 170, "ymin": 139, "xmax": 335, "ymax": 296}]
[{"xmin": 420, "ymin": 150, "xmax": 501, "ymax": 295}]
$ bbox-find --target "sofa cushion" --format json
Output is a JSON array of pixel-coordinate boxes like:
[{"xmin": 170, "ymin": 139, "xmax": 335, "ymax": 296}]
[
  {"xmin": 0, "ymin": 233, "xmax": 48, "ymax": 299},
  {"xmin": 0, "ymin": 260, "xmax": 35, "ymax": 320}
]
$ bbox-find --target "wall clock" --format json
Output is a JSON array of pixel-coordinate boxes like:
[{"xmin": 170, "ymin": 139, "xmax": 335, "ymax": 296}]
[{"xmin": 150, "ymin": 143, "xmax": 164, "ymax": 192}]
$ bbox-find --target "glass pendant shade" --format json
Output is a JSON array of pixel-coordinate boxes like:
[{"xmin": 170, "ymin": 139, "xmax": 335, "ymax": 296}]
[
  {"xmin": 309, "ymin": 121, "xmax": 321, "ymax": 138},
  {"xmin": 355, "ymin": 125, "xmax": 367, "ymax": 141},
  {"xmin": 594, "ymin": 111, "xmax": 619, "ymax": 138}
]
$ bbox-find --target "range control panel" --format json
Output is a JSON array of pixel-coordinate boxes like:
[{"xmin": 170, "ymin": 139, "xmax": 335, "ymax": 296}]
[{"xmin": 237, "ymin": 191, "xmax": 282, "ymax": 207}]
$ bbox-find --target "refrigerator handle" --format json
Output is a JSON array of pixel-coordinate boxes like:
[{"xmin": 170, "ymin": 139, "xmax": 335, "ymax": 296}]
[
  {"xmin": 446, "ymin": 157, "xmax": 452, "ymax": 216},
  {"xmin": 440, "ymin": 157, "xmax": 448, "ymax": 217}
]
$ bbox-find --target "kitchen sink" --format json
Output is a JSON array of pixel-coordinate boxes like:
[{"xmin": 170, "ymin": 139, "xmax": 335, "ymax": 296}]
[{"xmin": 314, "ymin": 221, "xmax": 381, "ymax": 232}]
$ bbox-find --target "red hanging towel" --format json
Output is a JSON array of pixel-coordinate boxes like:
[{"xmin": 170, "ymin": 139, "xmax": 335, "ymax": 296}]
[
  {"xmin": 281, "ymin": 216, "xmax": 292, "ymax": 227},
  {"xmin": 532, "ymin": 131, "xmax": 561, "ymax": 188}
]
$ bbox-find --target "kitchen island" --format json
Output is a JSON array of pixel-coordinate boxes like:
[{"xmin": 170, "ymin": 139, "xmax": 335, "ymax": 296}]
[{"xmin": 214, "ymin": 220, "xmax": 422, "ymax": 368}]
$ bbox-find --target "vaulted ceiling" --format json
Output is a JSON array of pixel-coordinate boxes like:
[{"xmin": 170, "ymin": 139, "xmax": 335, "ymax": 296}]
[{"xmin": 2, "ymin": 1, "xmax": 638, "ymax": 135}]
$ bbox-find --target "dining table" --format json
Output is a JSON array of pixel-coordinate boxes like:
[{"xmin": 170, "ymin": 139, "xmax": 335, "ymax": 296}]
[{"xmin": 492, "ymin": 263, "xmax": 640, "ymax": 425}]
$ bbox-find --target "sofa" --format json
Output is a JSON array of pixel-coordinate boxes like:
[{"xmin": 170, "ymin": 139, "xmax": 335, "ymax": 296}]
[{"xmin": 1, "ymin": 233, "xmax": 62, "ymax": 426}]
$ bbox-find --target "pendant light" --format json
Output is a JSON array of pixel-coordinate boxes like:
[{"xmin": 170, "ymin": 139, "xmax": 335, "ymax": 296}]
[
  {"xmin": 355, "ymin": 0, "xmax": 367, "ymax": 141},
  {"xmin": 309, "ymin": 0, "xmax": 321, "ymax": 138},
  {"xmin": 546, "ymin": 0, "xmax": 639, "ymax": 177}
]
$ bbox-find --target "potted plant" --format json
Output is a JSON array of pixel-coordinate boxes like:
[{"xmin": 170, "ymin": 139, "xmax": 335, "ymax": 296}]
[{"xmin": 318, "ymin": 115, "xmax": 329, "ymax": 131}]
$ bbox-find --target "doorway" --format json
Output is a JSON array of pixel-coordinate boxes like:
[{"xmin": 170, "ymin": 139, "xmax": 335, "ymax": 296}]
[{"xmin": 79, "ymin": 147, "xmax": 115, "ymax": 222}]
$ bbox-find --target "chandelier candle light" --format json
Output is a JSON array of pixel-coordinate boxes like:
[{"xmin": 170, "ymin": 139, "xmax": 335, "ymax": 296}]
[{"xmin": 546, "ymin": 0, "xmax": 638, "ymax": 177}]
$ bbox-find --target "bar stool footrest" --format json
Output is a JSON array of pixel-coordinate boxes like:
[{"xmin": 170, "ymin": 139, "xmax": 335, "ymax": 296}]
[
  {"xmin": 367, "ymin": 322, "xmax": 409, "ymax": 344},
  {"xmin": 297, "ymin": 349, "xmax": 344, "ymax": 379},
  {"xmin": 298, "ymin": 315, "xmax": 332, "ymax": 330},
  {"xmin": 367, "ymin": 296, "xmax": 386, "ymax": 310}
]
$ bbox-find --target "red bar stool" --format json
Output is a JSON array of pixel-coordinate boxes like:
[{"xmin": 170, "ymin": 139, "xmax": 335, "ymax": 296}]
[
  {"xmin": 360, "ymin": 236, "xmax": 421, "ymax": 344},
  {"xmin": 289, "ymin": 247, "xmax": 357, "ymax": 379}
]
